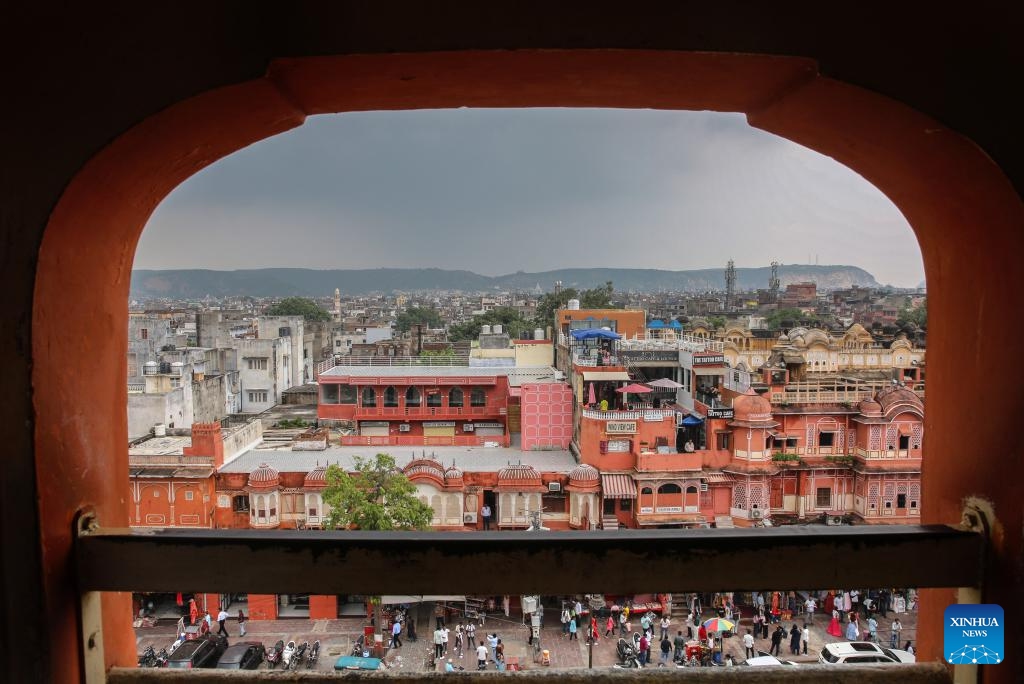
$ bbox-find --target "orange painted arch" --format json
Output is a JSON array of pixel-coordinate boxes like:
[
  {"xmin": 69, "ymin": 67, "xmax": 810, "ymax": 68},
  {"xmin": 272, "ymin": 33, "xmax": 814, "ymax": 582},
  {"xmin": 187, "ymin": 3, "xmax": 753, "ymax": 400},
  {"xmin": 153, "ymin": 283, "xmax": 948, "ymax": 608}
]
[{"xmin": 33, "ymin": 50, "xmax": 1024, "ymax": 679}]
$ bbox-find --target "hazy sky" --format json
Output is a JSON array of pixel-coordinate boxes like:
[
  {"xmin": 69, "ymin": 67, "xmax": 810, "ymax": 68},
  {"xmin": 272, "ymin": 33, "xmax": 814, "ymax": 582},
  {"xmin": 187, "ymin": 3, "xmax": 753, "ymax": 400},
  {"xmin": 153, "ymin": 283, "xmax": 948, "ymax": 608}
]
[{"xmin": 138, "ymin": 108, "xmax": 925, "ymax": 287}]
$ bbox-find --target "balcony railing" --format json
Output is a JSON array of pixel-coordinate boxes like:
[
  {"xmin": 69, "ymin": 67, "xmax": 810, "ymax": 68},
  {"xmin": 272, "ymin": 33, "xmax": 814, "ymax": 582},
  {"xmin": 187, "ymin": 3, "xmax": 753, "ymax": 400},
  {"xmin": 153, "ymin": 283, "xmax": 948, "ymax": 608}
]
[
  {"xmin": 127, "ymin": 382, "xmax": 145, "ymax": 394},
  {"xmin": 354, "ymin": 405, "xmax": 504, "ymax": 418},
  {"xmin": 316, "ymin": 354, "xmax": 471, "ymax": 377},
  {"xmin": 581, "ymin": 408, "xmax": 675, "ymax": 421},
  {"xmin": 337, "ymin": 434, "xmax": 510, "ymax": 447}
]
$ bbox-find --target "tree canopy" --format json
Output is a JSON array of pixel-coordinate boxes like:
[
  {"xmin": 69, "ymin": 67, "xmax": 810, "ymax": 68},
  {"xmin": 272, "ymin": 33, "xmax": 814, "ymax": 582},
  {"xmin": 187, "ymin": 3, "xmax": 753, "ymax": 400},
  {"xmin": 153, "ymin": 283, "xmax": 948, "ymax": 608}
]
[
  {"xmin": 395, "ymin": 306, "xmax": 443, "ymax": 333},
  {"xmin": 322, "ymin": 453, "xmax": 433, "ymax": 531},
  {"xmin": 448, "ymin": 306, "xmax": 530, "ymax": 342},
  {"xmin": 898, "ymin": 303, "xmax": 927, "ymax": 329},
  {"xmin": 530, "ymin": 281, "xmax": 616, "ymax": 330},
  {"xmin": 264, "ymin": 297, "xmax": 331, "ymax": 322}
]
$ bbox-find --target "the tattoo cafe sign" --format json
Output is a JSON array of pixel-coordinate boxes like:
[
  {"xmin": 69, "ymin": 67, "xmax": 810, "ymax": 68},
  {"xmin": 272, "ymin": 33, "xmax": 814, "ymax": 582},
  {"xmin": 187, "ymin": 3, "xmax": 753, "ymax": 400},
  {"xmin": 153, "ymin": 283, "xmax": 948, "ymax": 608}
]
[
  {"xmin": 620, "ymin": 350, "xmax": 679, "ymax": 363},
  {"xmin": 606, "ymin": 421, "xmax": 638, "ymax": 434},
  {"xmin": 692, "ymin": 353, "xmax": 725, "ymax": 365}
]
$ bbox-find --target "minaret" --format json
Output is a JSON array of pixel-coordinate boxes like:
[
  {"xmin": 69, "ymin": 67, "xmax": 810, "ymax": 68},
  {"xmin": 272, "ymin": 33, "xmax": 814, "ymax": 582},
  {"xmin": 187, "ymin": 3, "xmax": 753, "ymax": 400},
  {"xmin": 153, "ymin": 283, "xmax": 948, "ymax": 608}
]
[{"xmin": 333, "ymin": 288, "xmax": 341, "ymax": 315}]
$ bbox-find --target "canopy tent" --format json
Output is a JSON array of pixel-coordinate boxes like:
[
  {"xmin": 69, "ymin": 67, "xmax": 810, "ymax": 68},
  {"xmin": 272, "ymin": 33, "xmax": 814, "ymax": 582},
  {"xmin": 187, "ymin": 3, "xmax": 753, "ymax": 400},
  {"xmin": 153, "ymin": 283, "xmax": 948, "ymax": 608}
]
[
  {"xmin": 646, "ymin": 319, "xmax": 666, "ymax": 328},
  {"xmin": 668, "ymin": 319, "xmax": 683, "ymax": 329},
  {"xmin": 646, "ymin": 377, "xmax": 683, "ymax": 389},
  {"xmin": 570, "ymin": 328, "xmax": 622, "ymax": 341},
  {"xmin": 681, "ymin": 414, "xmax": 705, "ymax": 426},
  {"xmin": 615, "ymin": 383, "xmax": 652, "ymax": 394}
]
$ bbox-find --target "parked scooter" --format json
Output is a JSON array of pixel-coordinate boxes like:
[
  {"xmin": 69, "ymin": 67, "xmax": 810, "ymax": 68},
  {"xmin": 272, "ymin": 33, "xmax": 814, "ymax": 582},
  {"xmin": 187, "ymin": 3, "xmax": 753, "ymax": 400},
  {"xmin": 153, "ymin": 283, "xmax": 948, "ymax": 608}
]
[
  {"xmin": 288, "ymin": 641, "xmax": 308, "ymax": 670},
  {"xmin": 137, "ymin": 646, "xmax": 156, "ymax": 668},
  {"xmin": 152, "ymin": 648, "xmax": 169, "ymax": 668},
  {"xmin": 281, "ymin": 640, "xmax": 297, "ymax": 669},
  {"xmin": 615, "ymin": 637, "xmax": 640, "ymax": 668},
  {"xmin": 353, "ymin": 634, "xmax": 369, "ymax": 657},
  {"xmin": 265, "ymin": 639, "xmax": 285, "ymax": 669},
  {"xmin": 306, "ymin": 640, "xmax": 321, "ymax": 669}
]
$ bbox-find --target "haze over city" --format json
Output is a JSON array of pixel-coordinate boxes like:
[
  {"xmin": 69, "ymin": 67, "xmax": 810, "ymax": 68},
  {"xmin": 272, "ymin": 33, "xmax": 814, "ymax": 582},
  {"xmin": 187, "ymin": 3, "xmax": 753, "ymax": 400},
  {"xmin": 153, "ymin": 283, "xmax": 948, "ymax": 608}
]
[{"xmin": 139, "ymin": 108, "xmax": 925, "ymax": 288}]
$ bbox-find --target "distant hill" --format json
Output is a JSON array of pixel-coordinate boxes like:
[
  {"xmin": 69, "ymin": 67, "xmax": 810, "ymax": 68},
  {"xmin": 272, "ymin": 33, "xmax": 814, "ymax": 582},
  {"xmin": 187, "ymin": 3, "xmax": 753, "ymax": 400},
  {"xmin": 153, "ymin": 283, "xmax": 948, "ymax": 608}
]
[{"xmin": 130, "ymin": 265, "xmax": 880, "ymax": 299}]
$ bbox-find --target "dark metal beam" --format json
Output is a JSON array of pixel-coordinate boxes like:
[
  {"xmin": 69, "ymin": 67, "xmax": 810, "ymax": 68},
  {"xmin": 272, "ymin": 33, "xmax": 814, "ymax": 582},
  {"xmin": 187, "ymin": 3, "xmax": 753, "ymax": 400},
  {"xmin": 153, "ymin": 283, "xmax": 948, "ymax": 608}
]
[{"xmin": 76, "ymin": 524, "xmax": 982, "ymax": 595}]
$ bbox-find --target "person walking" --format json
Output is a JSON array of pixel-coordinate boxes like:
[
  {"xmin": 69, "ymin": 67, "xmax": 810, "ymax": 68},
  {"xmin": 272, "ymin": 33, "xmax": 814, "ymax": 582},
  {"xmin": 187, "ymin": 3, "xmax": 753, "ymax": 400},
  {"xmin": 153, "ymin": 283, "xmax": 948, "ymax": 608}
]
[
  {"xmin": 465, "ymin": 621, "xmax": 476, "ymax": 650},
  {"xmin": 686, "ymin": 611, "xmax": 695, "ymax": 639},
  {"xmin": 216, "ymin": 607, "xmax": 229, "ymax": 637},
  {"xmin": 673, "ymin": 630, "xmax": 686, "ymax": 662},
  {"xmin": 619, "ymin": 609, "xmax": 628, "ymax": 636},
  {"xmin": 659, "ymin": 615, "xmax": 671, "ymax": 641},
  {"xmin": 890, "ymin": 617, "xmax": 903, "ymax": 648},
  {"xmin": 605, "ymin": 614, "xmax": 615, "ymax": 637},
  {"xmin": 433, "ymin": 626, "xmax": 445, "ymax": 660},
  {"xmin": 188, "ymin": 597, "xmax": 198, "ymax": 625},
  {"xmin": 743, "ymin": 629, "xmax": 755, "ymax": 660},
  {"xmin": 789, "ymin": 624, "xmax": 801, "ymax": 656},
  {"xmin": 659, "ymin": 635, "xmax": 671, "ymax": 667},
  {"xmin": 481, "ymin": 504, "xmax": 491, "ymax": 530},
  {"xmin": 568, "ymin": 616, "xmax": 578, "ymax": 641},
  {"xmin": 867, "ymin": 615, "xmax": 878, "ymax": 643},
  {"xmin": 476, "ymin": 641, "xmax": 488, "ymax": 670},
  {"xmin": 454, "ymin": 624, "xmax": 464, "ymax": 658},
  {"xmin": 561, "ymin": 607, "xmax": 571, "ymax": 635},
  {"xmin": 638, "ymin": 633, "xmax": 650, "ymax": 667},
  {"xmin": 845, "ymin": 616, "xmax": 859, "ymax": 641},
  {"xmin": 442, "ymin": 624, "xmax": 451, "ymax": 655},
  {"xmin": 770, "ymin": 625, "xmax": 785, "ymax": 657},
  {"xmin": 804, "ymin": 596, "xmax": 816, "ymax": 622},
  {"xmin": 487, "ymin": 633, "xmax": 498, "ymax": 662},
  {"xmin": 801, "ymin": 624, "xmax": 810, "ymax": 655},
  {"xmin": 237, "ymin": 609, "xmax": 247, "ymax": 637},
  {"xmin": 390, "ymin": 618, "xmax": 402, "ymax": 648}
]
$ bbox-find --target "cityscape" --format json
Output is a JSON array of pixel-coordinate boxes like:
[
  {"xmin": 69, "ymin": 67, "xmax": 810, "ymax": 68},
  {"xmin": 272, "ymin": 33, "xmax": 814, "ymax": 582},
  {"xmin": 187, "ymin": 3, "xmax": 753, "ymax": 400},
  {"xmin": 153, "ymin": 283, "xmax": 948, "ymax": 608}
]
[{"xmin": 129, "ymin": 262, "xmax": 926, "ymax": 670}]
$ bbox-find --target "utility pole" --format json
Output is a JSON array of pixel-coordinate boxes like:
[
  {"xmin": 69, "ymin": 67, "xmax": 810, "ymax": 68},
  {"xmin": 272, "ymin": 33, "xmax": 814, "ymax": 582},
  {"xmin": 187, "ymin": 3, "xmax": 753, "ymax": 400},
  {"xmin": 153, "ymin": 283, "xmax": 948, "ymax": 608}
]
[{"xmin": 724, "ymin": 259, "xmax": 736, "ymax": 311}]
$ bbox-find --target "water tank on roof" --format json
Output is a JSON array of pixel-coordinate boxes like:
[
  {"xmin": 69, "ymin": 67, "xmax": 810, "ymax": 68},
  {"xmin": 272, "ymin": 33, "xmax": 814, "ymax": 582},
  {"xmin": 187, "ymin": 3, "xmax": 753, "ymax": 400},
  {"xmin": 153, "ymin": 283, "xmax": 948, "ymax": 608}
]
[
  {"xmin": 153, "ymin": 423, "xmax": 166, "ymax": 437},
  {"xmin": 493, "ymin": 324, "xmax": 503, "ymax": 334},
  {"xmin": 481, "ymin": 324, "xmax": 492, "ymax": 335},
  {"xmin": 143, "ymin": 361, "xmax": 158, "ymax": 375},
  {"xmin": 170, "ymin": 361, "xmax": 184, "ymax": 376},
  {"xmin": 534, "ymin": 328, "xmax": 545, "ymax": 340},
  {"xmin": 567, "ymin": 299, "xmax": 580, "ymax": 310}
]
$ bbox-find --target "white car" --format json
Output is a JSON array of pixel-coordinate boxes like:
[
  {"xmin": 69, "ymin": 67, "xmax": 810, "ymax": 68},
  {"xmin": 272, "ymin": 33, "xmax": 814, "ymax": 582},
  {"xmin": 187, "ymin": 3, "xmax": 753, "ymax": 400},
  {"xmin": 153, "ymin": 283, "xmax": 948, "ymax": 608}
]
[
  {"xmin": 743, "ymin": 654, "xmax": 799, "ymax": 666},
  {"xmin": 819, "ymin": 641, "xmax": 916, "ymax": 664}
]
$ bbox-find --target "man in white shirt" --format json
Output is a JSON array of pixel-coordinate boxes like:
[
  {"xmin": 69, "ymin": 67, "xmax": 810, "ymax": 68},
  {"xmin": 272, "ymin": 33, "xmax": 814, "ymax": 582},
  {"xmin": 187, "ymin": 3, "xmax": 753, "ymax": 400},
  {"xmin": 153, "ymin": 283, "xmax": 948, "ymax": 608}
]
[
  {"xmin": 801, "ymin": 624, "xmax": 810, "ymax": 655},
  {"xmin": 481, "ymin": 504, "xmax": 492, "ymax": 530},
  {"xmin": 804, "ymin": 596, "xmax": 816, "ymax": 621},
  {"xmin": 849, "ymin": 590, "xmax": 861, "ymax": 618},
  {"xmin": 433, "ymin": 627, "xmax": 445, "ymax": 659},
  {"xmin": 742, "ymin": 629, "xmax": 755, "ymax": 660},
  {"xmin": 216, "ymin": 608, "xmax": 229, "ymax": 637},
  {"xmin": 441, "ymin": 625, "xmax": 450, "ymax": 655},
  {"xmin": 476, "ymin": 642, "xmax": 488, "ymax": 670}
]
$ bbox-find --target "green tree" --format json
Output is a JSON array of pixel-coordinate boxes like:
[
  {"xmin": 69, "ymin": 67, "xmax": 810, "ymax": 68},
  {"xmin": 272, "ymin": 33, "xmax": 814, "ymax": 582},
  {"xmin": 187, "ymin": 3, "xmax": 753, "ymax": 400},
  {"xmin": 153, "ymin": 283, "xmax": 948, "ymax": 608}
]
[
  {"xmin": 898, "ymin": 304, "xmax": 927, "ymax": 329},
  {"xmin": 530, "ymin": 288, "xmax": 579, "ymax": 331},
  {"xmin": 579, "ymin": 281, "xmax": 615, "ymax": 308},
  {"xmin": 448, "ymin": 306, "xmax": 530, "ymax": 342},
  {"xmin": 395, "ymin": 306, "xmax": 443, "ymax": 333},
  {"xmin": 323, "ymin": 454, "xmax": 433, "ymax": 531},
  {"xmin": 264, "ymin": 297, "xmax": 331, "ymax": 322},
  {"xmin": 766, "ymin": 307, "xmax": 810, "ymax": 330},
  {"xmin": 708, "ymin": 316, "xmax": 727, "ymax": 330}
]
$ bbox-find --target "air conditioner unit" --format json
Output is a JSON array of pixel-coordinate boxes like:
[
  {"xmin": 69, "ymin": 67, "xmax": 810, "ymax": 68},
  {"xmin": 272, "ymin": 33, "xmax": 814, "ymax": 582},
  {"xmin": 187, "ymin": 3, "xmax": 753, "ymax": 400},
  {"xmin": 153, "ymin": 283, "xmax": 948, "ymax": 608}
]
[
  {"xmin": 398, "ymin": 423, "xmax": 411, "ymax": 432},
  {"xmin": 548, "ymin": 482, "xmax": 562, "ymax": 493},
  {"xmin": 700, "ymin": 482, "xmax": 709, "ymax": 492},
  {"xmin": 463, "ymin": 424, "xmax": 475, "ymax": 432},
  {"xmin": 750, "ymin": 509, "xmax": 763, "ymax": 519},
  {"xmin": 463, "ymin": 512, "xmax": 478, "ymax": 524},
  {"xmin": 826, "ymin": 514, "xmax": 844, "ymax": 526}
]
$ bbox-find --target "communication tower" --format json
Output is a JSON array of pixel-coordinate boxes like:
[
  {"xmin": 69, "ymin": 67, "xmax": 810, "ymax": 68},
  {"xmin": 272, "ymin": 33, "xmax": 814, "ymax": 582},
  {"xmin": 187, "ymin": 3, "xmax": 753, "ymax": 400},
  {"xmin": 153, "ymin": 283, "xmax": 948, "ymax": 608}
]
[
  {"xmin": 769, "ymin": 261, "xmax": 780, "ymax": 303},
  {"xmin": 724, "ymin": 259, "xmax": 736, "ymax": 310}
]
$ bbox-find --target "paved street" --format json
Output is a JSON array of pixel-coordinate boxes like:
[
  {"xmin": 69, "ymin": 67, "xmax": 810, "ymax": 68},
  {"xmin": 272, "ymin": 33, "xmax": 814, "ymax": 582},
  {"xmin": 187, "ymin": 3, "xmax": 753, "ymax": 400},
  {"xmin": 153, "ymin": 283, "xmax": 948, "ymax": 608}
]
[{"xmin": 135, "ymin": 597, "xmax": 918, "ymax": 671}]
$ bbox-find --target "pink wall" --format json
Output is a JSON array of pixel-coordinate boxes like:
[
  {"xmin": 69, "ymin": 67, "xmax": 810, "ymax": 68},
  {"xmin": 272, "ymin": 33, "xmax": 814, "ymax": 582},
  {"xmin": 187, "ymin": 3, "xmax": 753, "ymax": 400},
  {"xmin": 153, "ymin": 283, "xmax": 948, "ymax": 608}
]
[{"xmin": 520, "ymin": 383, "xmax": 573, "ymax": 450}]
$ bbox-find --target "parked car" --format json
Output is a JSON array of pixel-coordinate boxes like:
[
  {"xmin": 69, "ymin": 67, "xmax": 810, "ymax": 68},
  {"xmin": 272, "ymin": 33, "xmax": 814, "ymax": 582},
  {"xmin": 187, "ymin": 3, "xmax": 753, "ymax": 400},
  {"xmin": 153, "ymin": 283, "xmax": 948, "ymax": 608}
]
[
  {"xmin": 164, "ymin": 634, "xmax": 228, "ymax": 669},
  {"xmin": 819, "ymin": 641, "xmax": 916, "ymax": 664},
  {"xmin": 216, "ymin": 641, "xmax": 266, "ymax": 669},
  {"xmin": 743, "ymin": 654, "xmax": 799, "ymax": 666}
]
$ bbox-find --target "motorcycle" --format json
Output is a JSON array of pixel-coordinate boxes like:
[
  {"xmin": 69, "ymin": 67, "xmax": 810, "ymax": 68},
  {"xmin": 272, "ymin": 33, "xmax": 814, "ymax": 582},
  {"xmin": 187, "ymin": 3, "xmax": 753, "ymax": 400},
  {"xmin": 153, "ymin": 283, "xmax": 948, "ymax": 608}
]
[
  {"xmin": 288, "ymin": 641, "xmax": 308, "ymax": 670},
  {"xmin": 280, "ymin": 640, "xmax": 297, "ymax": 669},
  {"xmin": 265, "ymin": 639, "xmax": 285, "ymax": 669},
  {"xmin": 306, "ymin": 640, "xmax": 321, "ymax": 669},
  {"xmin": 152, "ymin": 648, "xmax": 169, "ymax": 668},
  {"xmin": 137, "ymin": 645, "xmax": 156, "ymax": 668},
  {"xmin": 615, "ymin": 637, "xmax": 640, "ymax": 668},
  {"xmin": 352, "ymin": 634, "xmax": 369, "ymax": 657}
]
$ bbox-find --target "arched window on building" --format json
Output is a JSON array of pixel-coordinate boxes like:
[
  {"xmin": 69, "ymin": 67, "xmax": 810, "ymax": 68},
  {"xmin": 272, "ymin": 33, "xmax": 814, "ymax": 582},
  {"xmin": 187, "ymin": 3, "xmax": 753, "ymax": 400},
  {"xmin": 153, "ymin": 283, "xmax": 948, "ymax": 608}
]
[
  {"xmin": 470, "ymin": 388, "xmax": 486, "ymax": 407},
  {"xmin": 383, "ymin": 386, "xmax": 398, "ymax": 407},
  {"xmin": 449, "ymin": 388, "xmax": 464, "ymax": 407},
  {"xmin": 426, "ymin": 390, "xmax": 442, "ymax": 407},
  {"xmin": 405, "ymin": 386, "xmax": 422, "ymax": 406}
]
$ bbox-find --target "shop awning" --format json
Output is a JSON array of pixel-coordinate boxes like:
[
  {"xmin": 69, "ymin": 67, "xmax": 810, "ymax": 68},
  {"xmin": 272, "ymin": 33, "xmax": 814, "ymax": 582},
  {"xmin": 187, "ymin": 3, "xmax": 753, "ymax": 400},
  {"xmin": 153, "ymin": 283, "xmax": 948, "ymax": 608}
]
[
  {"xmin": 681, "ymin": 414, "xmax": 705, "ymax": 426},
  {"xmin": 582, "ymin": 371, "xmax": 630, "ymax": 382},
  {"xmin": 601, "ymin": 474, "xmax": 637, "ymax": 499},
  {"xmin": 702, "ymin": 472, "xmax": 735, "ymax": 484},
  {"xmin": 380, "ymin": 595, "xmax": 465, "ymax": 605}
]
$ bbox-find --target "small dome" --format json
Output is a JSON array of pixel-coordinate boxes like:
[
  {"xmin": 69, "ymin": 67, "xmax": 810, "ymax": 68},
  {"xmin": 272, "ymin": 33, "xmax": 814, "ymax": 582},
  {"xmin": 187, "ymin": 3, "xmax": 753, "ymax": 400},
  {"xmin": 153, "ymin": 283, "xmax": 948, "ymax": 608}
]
[
  {"xmin": 248, "ymin": 463, "xmax": 279, "ymax": 488},
  {"xmin": 732, "ymin": 388, "xmax": 774, "ymax": 423},
  {"xmin": 304, "ymin": 464, "xmax": 327, "ymax": 487},
  {"xmin": 858, "ymin": 398, "xmax": 883, "ymax": 417},
  {"xmin": 498, "ymin": 463, "xmax": 542, "ymax": 482},
  {"xmin": 444, "ymin": 463, "xmax": 464, "ymax": 480},
  {"xmin": 876, "ymin": 385, "xmax": 924, "ymax": 415},
  {"xmin": 404, "ymin": 458, "xmax": 446, "ymax": 482},
  {"xmin": 569, "ymin": 463, "xmax": 600, "ymax": 484}
]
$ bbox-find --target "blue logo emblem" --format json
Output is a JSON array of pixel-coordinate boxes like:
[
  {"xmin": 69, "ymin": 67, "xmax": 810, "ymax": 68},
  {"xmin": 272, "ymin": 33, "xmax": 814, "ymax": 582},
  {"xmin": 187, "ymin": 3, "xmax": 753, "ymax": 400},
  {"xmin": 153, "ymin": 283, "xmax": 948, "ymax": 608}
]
[{"xmin": 944, "ymin": 604, "xmax": 1003, "ymax": 665}]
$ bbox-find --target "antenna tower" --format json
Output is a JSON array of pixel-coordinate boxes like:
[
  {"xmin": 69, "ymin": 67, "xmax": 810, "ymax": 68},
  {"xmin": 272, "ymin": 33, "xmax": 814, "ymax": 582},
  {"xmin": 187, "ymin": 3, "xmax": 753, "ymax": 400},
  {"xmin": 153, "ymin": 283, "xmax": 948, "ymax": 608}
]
[
  {"xmin": 769, "ymin": 261, "xmax": 780, "ymax": 303},
  {"xmin": 724, "ymin": 259, "xmax": 736, "ymax": 311}
]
